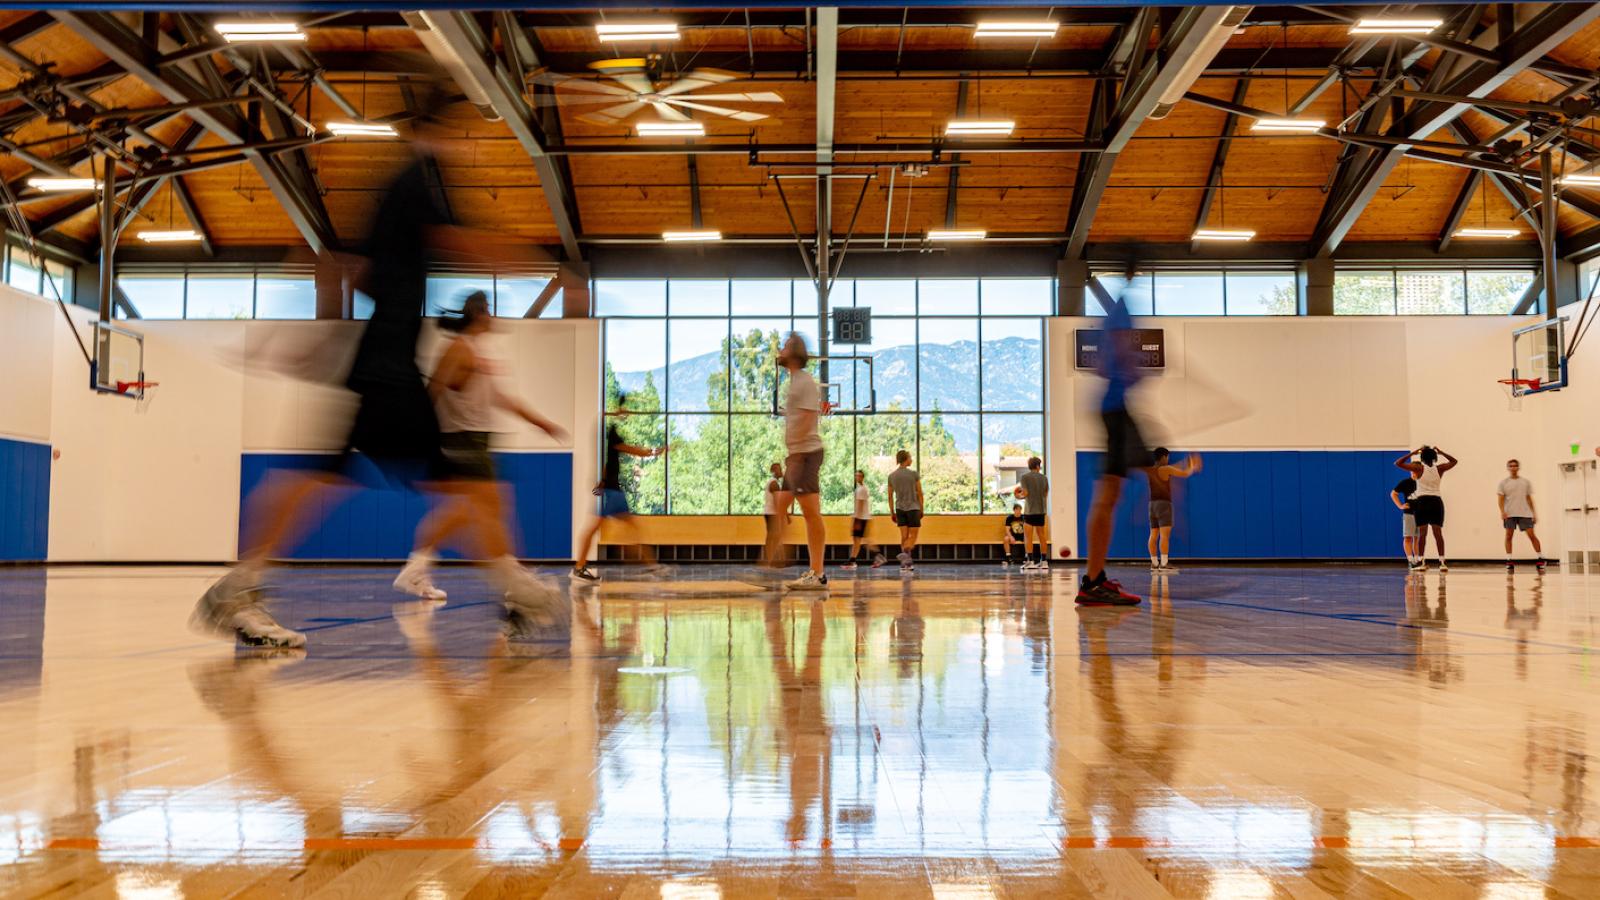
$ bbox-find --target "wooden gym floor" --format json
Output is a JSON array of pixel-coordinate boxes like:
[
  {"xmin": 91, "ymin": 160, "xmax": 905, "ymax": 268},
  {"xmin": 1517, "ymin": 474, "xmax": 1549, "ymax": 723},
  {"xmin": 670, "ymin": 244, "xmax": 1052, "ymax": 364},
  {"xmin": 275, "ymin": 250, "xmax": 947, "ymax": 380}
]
[{"xmin": 0, "ymin": 562, "xmax": 1596, "ymax": 897}]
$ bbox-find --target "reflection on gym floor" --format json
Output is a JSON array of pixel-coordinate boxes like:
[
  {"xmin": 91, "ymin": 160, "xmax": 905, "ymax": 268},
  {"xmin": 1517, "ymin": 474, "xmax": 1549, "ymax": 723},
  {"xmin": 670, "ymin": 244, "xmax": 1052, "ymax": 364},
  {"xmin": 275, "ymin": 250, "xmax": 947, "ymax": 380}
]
[{"xmin": 0, "ymin": 564, "xmax": 1596, "ymax": 896}]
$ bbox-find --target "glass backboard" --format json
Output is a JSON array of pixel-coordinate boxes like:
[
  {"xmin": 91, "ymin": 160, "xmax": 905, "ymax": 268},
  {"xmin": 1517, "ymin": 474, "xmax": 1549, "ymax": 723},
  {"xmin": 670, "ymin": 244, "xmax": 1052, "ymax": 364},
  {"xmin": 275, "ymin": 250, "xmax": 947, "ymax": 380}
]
[{"xmin": 1510, "ymin": 318, "xmax": 1566, "ymax": 396}]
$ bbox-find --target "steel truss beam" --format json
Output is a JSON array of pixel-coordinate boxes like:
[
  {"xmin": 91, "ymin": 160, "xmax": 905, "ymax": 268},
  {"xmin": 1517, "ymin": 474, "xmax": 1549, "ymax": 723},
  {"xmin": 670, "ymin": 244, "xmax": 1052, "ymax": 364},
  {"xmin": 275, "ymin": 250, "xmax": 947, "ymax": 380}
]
[
  {"xmin": 51, "ymin": 11, "xmax": 339, "ymax": 255},
  {"xmin": 1064, "ymin": 6, "xmax": 1238, "ymax": 261},
  {"xmin": 1306, "ymin": 2, "xmax": 1600, "ymax": 258},
  {"xmin": 418, "ymin": 11, "xmax": 583, "ymax": 263},
  {"xmin": 1191, "ymin": 78, "xmax": 1250, "ymax": 250}
]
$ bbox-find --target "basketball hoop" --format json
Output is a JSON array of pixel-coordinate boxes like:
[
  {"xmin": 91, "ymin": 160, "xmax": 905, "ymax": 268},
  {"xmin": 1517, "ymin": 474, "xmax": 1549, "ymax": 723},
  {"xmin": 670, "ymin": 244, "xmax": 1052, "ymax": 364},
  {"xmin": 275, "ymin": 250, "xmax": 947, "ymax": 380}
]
[
  {"xmin": 1498, "ymin": 377, "xmax": 1539, "ymax": 412},
  {"xmin": 117, "ymin": 380, "xmax": 159, "ymax": 413}
]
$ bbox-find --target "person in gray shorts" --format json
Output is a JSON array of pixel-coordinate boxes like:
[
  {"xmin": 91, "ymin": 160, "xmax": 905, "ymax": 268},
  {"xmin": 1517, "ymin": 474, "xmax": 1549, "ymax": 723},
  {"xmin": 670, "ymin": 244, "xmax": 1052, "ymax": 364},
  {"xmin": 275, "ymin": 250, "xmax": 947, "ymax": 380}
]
[
  {"xmin": 1144, "ymin": 447, "xmax": 1201, "ymax": 573},
  {"xmin": 1016, "ymin": 456, "xmax": 1051, "ymax": 571},
  {"xmin": 1498, "ymin": 459, "xmax": 1545, "ymax": 571},
  {"xmin": 1391, "ymin": 474, "xmax": 1418, "ymax": 568}
]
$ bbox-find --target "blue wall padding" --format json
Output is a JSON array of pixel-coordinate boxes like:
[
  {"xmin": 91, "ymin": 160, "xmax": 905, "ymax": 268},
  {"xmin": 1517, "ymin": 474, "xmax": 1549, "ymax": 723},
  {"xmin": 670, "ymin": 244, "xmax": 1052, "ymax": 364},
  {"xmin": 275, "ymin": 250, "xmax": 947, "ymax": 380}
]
[
  {"xmin": 0, "ymin": 437, "xmax": 49, "ymax": 561},
  {"xmin": 239, "ymin": 452, "xmax": 573, "ymax": 560},
  {"xmin": 1075, "ymin": 450, "xmax": 1404, "ymax": 559}
]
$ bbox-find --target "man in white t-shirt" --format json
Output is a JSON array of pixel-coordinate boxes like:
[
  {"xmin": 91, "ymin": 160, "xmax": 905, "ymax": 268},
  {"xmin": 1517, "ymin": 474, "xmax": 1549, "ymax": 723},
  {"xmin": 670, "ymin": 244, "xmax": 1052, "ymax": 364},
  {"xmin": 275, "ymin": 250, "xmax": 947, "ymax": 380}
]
[
  {"xmin": 843, "ymin": 469, "xmax": 886, "ymax": 570},
  {"xmin": 764, "ymin": 333, "xmax": 830, "ymax": 591},
  {"xmin": 1498, "ymin": 459, "xmax": 1545, "ymax": 572}
]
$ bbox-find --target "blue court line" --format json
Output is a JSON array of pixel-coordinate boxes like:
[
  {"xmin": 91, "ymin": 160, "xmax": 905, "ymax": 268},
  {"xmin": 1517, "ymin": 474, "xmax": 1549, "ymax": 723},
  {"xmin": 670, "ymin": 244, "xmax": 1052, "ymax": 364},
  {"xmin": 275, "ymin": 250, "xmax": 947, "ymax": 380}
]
[{"xmin": 1173, "ymin": 592, "xmax": 1595, "ymax": 655}]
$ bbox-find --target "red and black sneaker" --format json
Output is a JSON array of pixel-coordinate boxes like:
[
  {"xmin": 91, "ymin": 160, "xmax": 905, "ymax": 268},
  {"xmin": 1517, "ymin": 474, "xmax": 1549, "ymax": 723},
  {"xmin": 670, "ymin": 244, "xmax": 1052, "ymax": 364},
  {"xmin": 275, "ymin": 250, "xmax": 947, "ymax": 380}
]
[{"xmin": 1076, "ymin": 575, "xmax": 1142, "ymax": 606}]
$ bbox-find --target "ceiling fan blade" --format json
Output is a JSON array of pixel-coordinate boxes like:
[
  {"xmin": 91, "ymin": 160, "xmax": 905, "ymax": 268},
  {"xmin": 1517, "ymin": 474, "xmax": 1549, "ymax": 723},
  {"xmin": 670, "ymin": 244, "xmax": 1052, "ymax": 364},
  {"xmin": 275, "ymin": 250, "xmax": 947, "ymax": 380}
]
[
  {"xmin": 669, "ymin": 92, "xmax": 785, "ymax": 103},
  {"xmin": 655, "ymin": 68, "xmax": 739, "ymax": 97},
  {"xmin": 665, "ymin": 99, "xmax": 770, "ymax": 122},
  {"xmin": 578, "ymin": 100, "xmax": 649, "ymax": 125},
  {"xmin": 531, "ymin": 93, "xmax": 630, "ymax": 108},
  {"xmin": 528, "ymin": 72, "xmax": 631, "ymax": 96},
  {"xmin": 645, "ymin": 100, "xmax": 693, "ymax": 121},
  {"xmin": 612, "ymin": 72, "xmax": 656, "ymax": 95}
]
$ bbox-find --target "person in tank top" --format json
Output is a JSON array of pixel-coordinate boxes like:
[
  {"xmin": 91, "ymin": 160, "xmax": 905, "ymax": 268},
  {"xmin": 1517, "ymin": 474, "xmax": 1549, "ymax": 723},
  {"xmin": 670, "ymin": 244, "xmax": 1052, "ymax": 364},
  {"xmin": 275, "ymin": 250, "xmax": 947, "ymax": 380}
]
[{"xmin": 1395, "ymin": 445, "xmax": 1458, "ymax": 572}]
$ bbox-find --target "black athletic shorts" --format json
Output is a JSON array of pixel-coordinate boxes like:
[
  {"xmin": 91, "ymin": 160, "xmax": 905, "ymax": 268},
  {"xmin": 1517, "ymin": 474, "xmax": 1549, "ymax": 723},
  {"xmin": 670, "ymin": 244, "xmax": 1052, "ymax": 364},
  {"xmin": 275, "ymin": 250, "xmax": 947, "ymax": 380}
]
[
  {"xmin": 1023, "ymin": 513, "xmax": 1046, "ymax": 527},
  {"xmin": 331, "ymin": 383, "xmax": 447, "ymax": 488},
  {"xmin": 440, "ymin": 431, "xmax": 496, "ymax": 481},
  {"xmin": 851, "ymin": 518, "xmax": 869, "ymax": 538},
  {"xmin": 1101, "ymin": 407, "xmax": 1152, "ymax": 478},
  {"xmin": 895, "ymin": 510, "xmax": 923, "ymax": 528},
  {"xmin": 1410, "ymin": 495, "xmax": 1445, "ymax": 527}
]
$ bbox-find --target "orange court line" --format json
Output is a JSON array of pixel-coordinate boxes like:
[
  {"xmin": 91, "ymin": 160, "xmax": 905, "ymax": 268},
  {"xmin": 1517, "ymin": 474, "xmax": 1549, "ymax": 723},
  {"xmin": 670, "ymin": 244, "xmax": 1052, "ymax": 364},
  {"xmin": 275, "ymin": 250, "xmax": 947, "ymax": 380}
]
[{"xmin": 46, "ymin": 838, "xmax": 99, "ymax": 850}]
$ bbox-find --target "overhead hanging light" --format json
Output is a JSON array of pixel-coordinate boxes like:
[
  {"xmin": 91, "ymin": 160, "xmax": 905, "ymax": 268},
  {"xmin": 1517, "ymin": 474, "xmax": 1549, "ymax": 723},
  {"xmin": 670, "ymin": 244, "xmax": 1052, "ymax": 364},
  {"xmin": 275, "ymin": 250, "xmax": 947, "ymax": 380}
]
[
  {"xmin": 974, "ymin": 20, "xmax": 1059, "ymax": 38},
  {"xmin": 945, "ymin": 119, "xmax": 1015, "ymax": 137},
  {"xmin": 136, "ymin": 229, "xmax": 203, "ymax": 243},
  {"xmin": 27, "ymin": 176, "xmax": 98, "ymax": 192},
  {"xmin": 215, "ymin": 21, "xmax": 306, "ymax": 43},
  {"xmin": 1453, "ymin": 227, "xmax": 1521, "ymax": 239},
  {"xmin": 327, "ymin": 121, "xmax": 399, "ymax": 138},
  {"xmin": 1250, "ymin": 118, "xmax": 1326, "ymax": 133},
  {"xmin": 1560, "ymin": 173, "xmax": 1600, "ymax": 187},
  {"xmin": 663, "ymin": 230, "xmax": 722, "ymax": 242},
  {"xmin": 637, "ymin": 121, "xmax": 704, "ymax": 137},
  {"xmin": 596, "ymin": 22, "xmax": 680, "ymax": 42},
  {"xmin": 1192, "ymin": 228, "xmax": 1256, "ymax": 242},
  {"xmin": 1350, "ymin": 18, "xmax": 1444, "ymax": 35},
  {"xmin": 927, "ymin": 229, "xmax": 987, "ymax": 241}
]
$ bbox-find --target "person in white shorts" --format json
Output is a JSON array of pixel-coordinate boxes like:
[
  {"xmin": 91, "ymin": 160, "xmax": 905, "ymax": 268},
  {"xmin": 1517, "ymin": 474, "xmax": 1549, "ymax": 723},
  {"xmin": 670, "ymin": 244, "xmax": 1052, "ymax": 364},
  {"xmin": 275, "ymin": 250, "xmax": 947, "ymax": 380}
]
[
  {"xmin": 1498, "ymin": 459, "xmax": 1545, "ymax": 572},
  {"xmin": 842, "ymin": 469, "xmax": 886, "ymax": 570},
  {"xmin": 1391, "ymin": 473, "xmax": 1418, "ymax": 568},
  {"xmin": 764, "ymin": 334, "xmax": 829, "ymax": 591}
]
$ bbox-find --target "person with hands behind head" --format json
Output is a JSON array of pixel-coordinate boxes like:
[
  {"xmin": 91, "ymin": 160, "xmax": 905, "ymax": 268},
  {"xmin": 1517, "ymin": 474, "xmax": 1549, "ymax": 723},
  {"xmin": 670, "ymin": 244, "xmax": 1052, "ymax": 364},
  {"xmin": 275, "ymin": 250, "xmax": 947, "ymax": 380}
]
[
  {"xmin": 1395, "ymin": 445, "xmax": 1457, "ymax": 572},
  {"xmin": 572, "ymin": 391, "xmax": 668, "ymax": 583}
]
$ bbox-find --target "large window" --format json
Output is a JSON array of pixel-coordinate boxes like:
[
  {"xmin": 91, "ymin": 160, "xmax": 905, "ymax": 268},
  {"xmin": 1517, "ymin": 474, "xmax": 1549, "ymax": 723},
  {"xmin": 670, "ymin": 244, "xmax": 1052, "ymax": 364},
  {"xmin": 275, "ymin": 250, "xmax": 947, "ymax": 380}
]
[
  {"xmin": 1335, "ymin": 266, "xmax": 1536, "ymax": 315},
  {"xmin": 111, "ymin": 268, "xmax": 555, "ymax": 320},
  {"xmin": 599, "ymin": 278, "xmax": 1048, "ymax": 515},
  {"xmin": 1088, "ymin": 269, "xmax": 1296, "ymax": 316}
]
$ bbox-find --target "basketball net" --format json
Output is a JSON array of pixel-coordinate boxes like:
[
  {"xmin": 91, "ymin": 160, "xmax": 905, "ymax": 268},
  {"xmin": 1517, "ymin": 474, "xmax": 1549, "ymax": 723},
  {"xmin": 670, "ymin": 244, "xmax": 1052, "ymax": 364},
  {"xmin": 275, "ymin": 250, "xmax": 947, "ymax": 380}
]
[{"xmin": 1499, "ymin": 380, "xmax": 1522, "ymax": 413}]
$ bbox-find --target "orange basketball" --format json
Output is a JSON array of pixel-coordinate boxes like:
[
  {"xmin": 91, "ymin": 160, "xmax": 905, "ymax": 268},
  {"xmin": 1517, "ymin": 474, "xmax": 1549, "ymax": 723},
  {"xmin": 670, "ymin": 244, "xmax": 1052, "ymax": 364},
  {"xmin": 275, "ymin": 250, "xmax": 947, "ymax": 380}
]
[
  {"xmin": 1014, "ymin": 486, "xmax": 1028, "ymax": 500},
  {"xmin": 1059, "ymin": 547, "xmax": 1072, "ymax": 558}
]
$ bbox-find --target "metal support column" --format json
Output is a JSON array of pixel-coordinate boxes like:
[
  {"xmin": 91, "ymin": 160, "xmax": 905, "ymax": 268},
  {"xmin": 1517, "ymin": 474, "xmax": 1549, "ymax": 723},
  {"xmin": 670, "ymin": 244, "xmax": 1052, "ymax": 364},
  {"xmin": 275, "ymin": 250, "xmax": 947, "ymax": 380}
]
[
  {"xmin": 1541, "ymin": 149, "xmax": 1558, "ymax": 318},
  {"xmin": 97, "ymin": 156, "xmax": 115, "ymax": 322}
]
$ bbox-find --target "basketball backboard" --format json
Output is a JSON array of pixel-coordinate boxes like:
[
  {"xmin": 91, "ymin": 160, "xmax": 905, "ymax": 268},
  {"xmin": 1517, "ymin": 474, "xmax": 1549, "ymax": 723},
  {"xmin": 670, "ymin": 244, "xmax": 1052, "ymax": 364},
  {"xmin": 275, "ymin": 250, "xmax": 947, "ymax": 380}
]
[
  {"xmin": 773, "ymin": 356, "xmax": 877, "ymax": 416},
  {"xmin": 1509, "ymin": 318, "xmax": 1566, "ymax": 396},
  {"xmin": 91, "ymin": 321, "xmax": 146, "ymax": 398}
]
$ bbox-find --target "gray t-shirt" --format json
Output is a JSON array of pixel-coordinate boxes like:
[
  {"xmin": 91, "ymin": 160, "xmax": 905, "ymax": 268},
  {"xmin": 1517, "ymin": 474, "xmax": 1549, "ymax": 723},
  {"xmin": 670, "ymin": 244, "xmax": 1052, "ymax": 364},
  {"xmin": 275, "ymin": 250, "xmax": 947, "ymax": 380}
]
[
  {"xmin": 1498, "ymin": 476, "xmax": 1534, "ymax": 518},
  {"xmin": 1018, "ymin": 471, "xmax": 1049, "ymax": 515},
  {"xmin": 888, "ymin": 466, "xmax": 921, "ymax": 511}
]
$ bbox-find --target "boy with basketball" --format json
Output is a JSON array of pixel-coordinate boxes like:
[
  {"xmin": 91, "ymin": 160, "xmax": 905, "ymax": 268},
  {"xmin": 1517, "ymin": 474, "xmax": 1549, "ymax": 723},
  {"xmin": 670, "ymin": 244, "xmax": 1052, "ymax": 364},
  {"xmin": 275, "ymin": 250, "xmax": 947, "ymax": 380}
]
[
  {"xmin": 1498, "ymin": 459, "xmax": 1545, "ymax": 572},
  {"xmin": 1391, "ymin": 472, "xmax": 1418, "ymax": 568},
  {"xmin": 1003, "ymin": 502, "xmax": 1025, "ymax": 566}
]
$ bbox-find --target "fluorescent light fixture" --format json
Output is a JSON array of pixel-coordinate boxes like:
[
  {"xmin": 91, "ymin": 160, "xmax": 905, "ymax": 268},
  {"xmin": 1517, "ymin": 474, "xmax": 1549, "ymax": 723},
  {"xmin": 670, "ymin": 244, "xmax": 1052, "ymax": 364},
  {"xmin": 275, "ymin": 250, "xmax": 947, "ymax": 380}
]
[
  {"xmin": 927, "ymin": 229, "xmax": 986, "ymax": 241},
  {"xmin": 215, "ymin": 21, "xmax": 306, "ymax": 42},
  {"xmin": 27, "ymin": 176, "xmax": 97, "ymax": 191},
  {"xmin": 1192, "ymin": 228, "xmax": 1256, "ymax": 242},
  {"xmin": 327, "ymin": 121, "xmax": 399, "ymax": 137},
  {"xmin": 596, "ymin": 22, "xmax": 679, "ymax": 42},
  {"xmin": 1560, "ymin": 173, "xmax": 1600, "ymax": 187},
  {"xmin": 136, "ymin": 229, "xmax": 203, "ymax": 243},
  {"xmin": 974, "ymin": 20, "xmax": 1058, "ymax": 38},
  {"xmin": 1250, "ymin": 117, "xmax": 1326, "ymax": 133},
  {"xmin": 662, "ymin": 230, "xmax": 722, "ymax": 242},
  {"xmin": 637, "ymin": 120, "xmax": 704, "ymax": 137},
  {"xmin": 1350, "ymin": 18, "xmax": 1444, "ymax": 35},
  {"xmin": 945, "ymin": 119, "xmax": 1015, "ymax": 137},
  {"xmin": 1453, "ymin": 227, "xmax": 1521, "ymax": 239}
]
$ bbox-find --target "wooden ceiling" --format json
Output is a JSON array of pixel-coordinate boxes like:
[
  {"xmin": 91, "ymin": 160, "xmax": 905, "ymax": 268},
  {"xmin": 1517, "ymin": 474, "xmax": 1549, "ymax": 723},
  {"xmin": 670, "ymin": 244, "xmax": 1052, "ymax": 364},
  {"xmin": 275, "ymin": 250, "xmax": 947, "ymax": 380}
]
[{"xmin": 2, "ymin": 6, "xmax": 1598, "ymax": 263}]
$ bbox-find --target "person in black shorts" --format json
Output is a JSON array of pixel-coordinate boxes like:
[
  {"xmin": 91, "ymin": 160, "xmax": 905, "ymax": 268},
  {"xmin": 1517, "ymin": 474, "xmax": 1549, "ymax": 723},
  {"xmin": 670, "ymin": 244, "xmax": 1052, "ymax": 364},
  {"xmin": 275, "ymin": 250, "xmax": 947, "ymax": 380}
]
[
  {"xmin": 190, "ymin": 97, "xmax": 568, "ymax": 649},
  {"xmin": 1003, "ymin": 503, "xmax": 1025, "ymax": 566},
  {"xmin": 1079, "ymin": 298, "xmax": 1148, "ymax": 605}
]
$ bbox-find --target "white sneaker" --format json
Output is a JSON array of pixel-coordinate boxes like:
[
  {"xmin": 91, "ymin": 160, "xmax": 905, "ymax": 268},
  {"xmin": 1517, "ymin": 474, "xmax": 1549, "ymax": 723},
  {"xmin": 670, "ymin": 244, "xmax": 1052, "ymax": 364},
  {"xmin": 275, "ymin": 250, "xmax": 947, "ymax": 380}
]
[
  {"xmin": 1438, "ymin": 560, "xmax": 1449, "ymax": 572},
  {"xmin": 840, "ymin": 562, "xmax": 859, "ymax": 571},
  {"xmin": 230, "ymin": 604, "xmax": 306, "ymax": 649},
  {"xmin": 502, "ymin": 572, "xmax": 571, "ymax": 639},
  {"xmin": 1033, "ymin": 561, "xmax": 1050, "ymax": 573},
  {"xmin": 190, "ymin": 564, "xmax": 263, "ymax": 641},
  {"xmin": 784, "ymin": 571, "xmax": 830, "ymax": 592},
  {"xmin": 393, "ymin": 554, "xmax": 447, "ymax": 601}
]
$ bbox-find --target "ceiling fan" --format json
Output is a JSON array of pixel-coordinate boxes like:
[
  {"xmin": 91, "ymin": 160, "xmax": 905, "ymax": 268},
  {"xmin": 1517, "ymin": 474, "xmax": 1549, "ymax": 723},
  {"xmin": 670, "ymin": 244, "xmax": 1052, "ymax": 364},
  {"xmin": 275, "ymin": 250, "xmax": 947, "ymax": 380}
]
[{"xmin": 529, "ymin": 58, "xmax": 784, "ymax": 126}]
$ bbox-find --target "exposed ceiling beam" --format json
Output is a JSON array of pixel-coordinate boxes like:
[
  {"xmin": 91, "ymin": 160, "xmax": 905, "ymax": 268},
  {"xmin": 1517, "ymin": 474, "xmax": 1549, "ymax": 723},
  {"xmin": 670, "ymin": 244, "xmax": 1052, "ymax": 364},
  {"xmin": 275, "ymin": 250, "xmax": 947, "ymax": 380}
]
[
  {"xmin": 170, "ymin": 176, "xmax": 214, "ymax": 258},
  {"xmin": 814, "ymin": 6, "xmax": 838, "ymax": 293},
  {"xmin": 1306, "ymin": 2, "xmax": 1600, "ymax": 258},
  {"xmin": 1436, "ymin": 169, "xmax": 1483, "ymax": 252},
  {"xmin": 417, "ymin": 10, "xmax": 583, "ymax": 263},
  {"xmin": 944, "ymin": 76, "xmax": 968, "ymax": 230},
  {"xmin": 1064, "ymin": 6, "xmax": 1240, "ymax": 261},
  {"xmin": 51, "ymin": 11, "xmax": 339, "ymax": 255},
  {"xmin": 1560, "ymin": 223, "xmax": 1600, "ymax": 263},
  {"xmin": 1191, "ymin": 78, "xmax": 1250, "ymax": 250}
]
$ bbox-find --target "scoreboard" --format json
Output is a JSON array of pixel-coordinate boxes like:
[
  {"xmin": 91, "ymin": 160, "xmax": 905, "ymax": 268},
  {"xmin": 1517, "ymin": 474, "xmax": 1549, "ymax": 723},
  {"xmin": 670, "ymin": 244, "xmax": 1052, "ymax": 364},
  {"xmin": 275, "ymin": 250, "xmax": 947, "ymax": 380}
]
[
  {"xmin": 1073, "ymin": 328, "xmax": 1166, "ymax": 369},
  {"xmin": 832, "ymin": 306, "xmax": 872, "ymax": 344}
]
